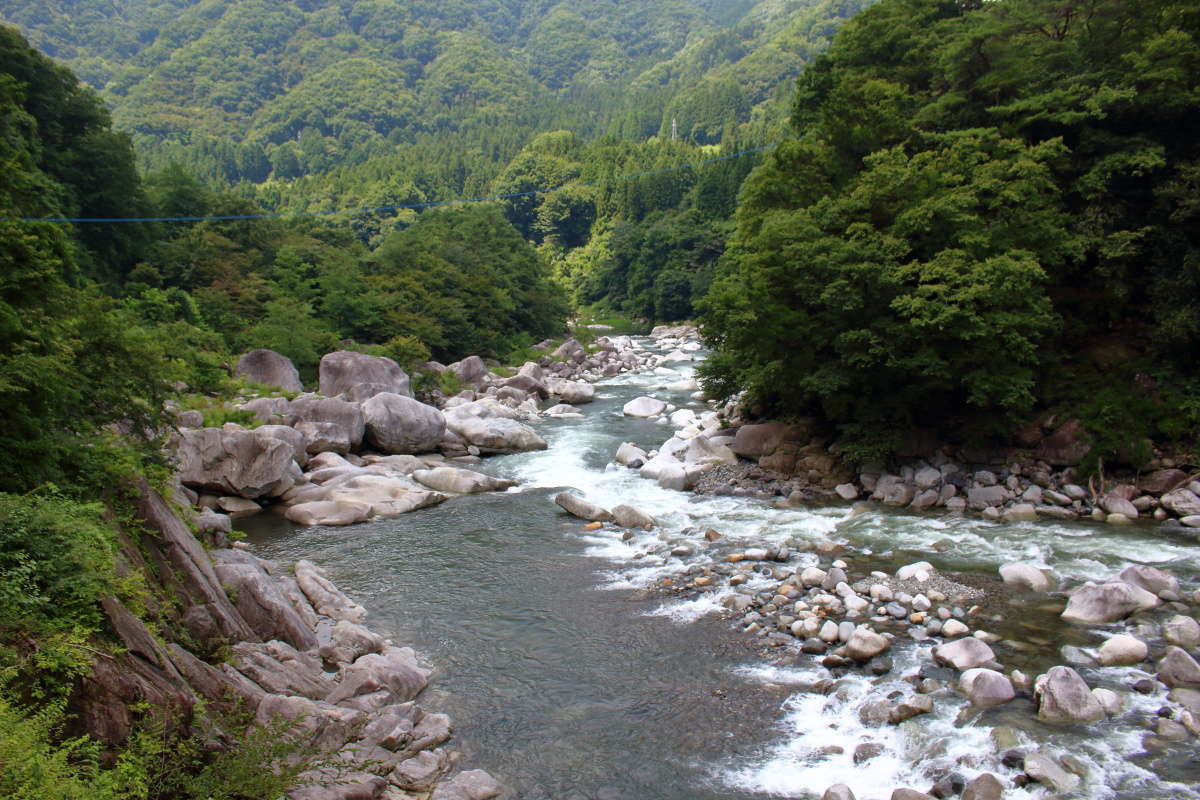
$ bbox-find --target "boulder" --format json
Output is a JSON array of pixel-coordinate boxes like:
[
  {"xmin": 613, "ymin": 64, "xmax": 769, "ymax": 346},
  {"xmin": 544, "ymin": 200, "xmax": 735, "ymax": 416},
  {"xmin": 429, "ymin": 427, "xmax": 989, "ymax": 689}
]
[
  {"xmin": 177, "ymin": 427, "xmax": 297, "ymax": 499},
  {"xmin": 967, "ymin": 486, "xmax": 1009, "ymax": 510},
  {"xmin": 449, "ymin": 355, "xmax": 489, "ymax": 386},
  {"xmin": 294, "ymin": 560, "xmax": 366, "ymax": 623},
  {"xmin": 1140, "ymin": 468, "xmax": 1190, "ymax": 495},
  {"xmin": 412, "ymin": 467, "xmax": 515, "ymax": 494},
  {"xmin": 362, "ymin": 393, "xmax": 445, "ymax": 454},
  {"xmin": 1161, "ymin": 488, "xmax": 1200, "ymax": 517},
  {"xmin": 960, "ymin": 668, "xmax": 1015, "ymax": 708},
  {"xmin": 552, "ymin": 339, "xmax": 585, "ymax": 361},
  {"xmin": 615, "ymin": 442, "xmax": 648, "ymax": 468},
  {"xmin": 1060, "ymin": 581, "xmax": 1160, "ymax": 624},
  {"xmin": 319, "ymin": 350, "xmax": 412, "ymax": 400},
  {"xmin": 285, "ymin": 500, "xmax": 372, "ymax": 527},
  {"xmin": 1158, "ymin": 647, "xmax": 1200, "ymax": 688},
  {"xmin": 999, "ymin": 562, "xmax": 1053, "ymax": 592},
  {"xmin": 1023, "ymin": 753, "xmax": 1080, "ymax": 793},
  {"xmin": 1164, "ymin": 615, "xmax": 1200, "ymax": 650},
  {"xmin": 822, "ymin": 786, "xmax": 856, "ymax": 800},
  {"xmin": 287, "ymin": 394, "xmax": 366, "ymax": 454},
  {"xmin": 325, "ymin": 646, "xmax": 430, "ymax": 706},
  {"xmin": 240, "ymin": 396, "xmax": 290, "ymax": 424},
  {"xmin": 443, "ymin": 402, "xmax": 547, "ymax": 454},
  {"xmin": 319, "ymin": 619, "xmax": 385, "ymax": 666},
  {"xmin": 611, "ymin": 504, "xmax": 655, "ymax": 529},
  {"xmin": 933, "ymin": 638, "xmax": 996, "ymax": 671},
  {"xmin": 255, "ymin": 424, "xmax": 308, "ymax": 466},
  {"xmin": 623, "ymin": 396, "xmax": 667, "ymax": 417},
  {"xmin": 1118, "ymin": 564, "xmax": 1179, "ymax": 596},
  {"xmin": 430, "ymin": 769, "xmax": 502, "ymax": 800},
  {"xmin": 323, "ymin": 474, "xmax": 448, "ymax": 518},
  {"xmin": 211, "ymin": 550, "xmax": 318, "ymax": 651},
  {"xmin": 554, "ymin": 492, "xmax": 613, "ymax": 522},
  {"xmin": 961, "ymin": 774, "xmax": 1003, "ymax": 800},
  {"xmin": 235, "ymin": 349, "xmax": 303, "ymax": 393},
  {"xmin": 730, "ymin": 421, "xmax": 809, "ymax": 458},
  {"xmin": 1097, "ymin": 634, "xmax": 1148, "ymax": 666},
  {"xmin": 1101, "ymin": 493, "xmax": 1140, "ymax": 518},
  {"xmin": 1002, "ymin": 503, "xmax": 1038, "ymax": 522},
  {"xmin": 553, "ymin": 380, "xmax": 595, "ymax": 405},
  {"xmin": 845, "ymin": 628, "xmax": 890, "ymax": 661},
  {"xmin": 683, "ymin": 435, "xmax": 738, "ymax": 467},
  {"xmin": 835, "ymin": 483, "xmax": 859, "ymax": 501},
  {"xmin": 891, "ymin": 791, "xmax": 935, "ymax": 800},
  {"xmin": 1034, "ymin": 666, "xmax": 1106, "ymax": 723}
]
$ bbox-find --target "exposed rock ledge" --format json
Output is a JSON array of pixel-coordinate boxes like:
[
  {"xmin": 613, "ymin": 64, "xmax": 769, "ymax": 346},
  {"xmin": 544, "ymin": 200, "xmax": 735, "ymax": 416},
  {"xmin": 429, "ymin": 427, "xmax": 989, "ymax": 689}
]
[{"xmin": 78, "ymin": 481, "xmax": 498, "ymax": 800}]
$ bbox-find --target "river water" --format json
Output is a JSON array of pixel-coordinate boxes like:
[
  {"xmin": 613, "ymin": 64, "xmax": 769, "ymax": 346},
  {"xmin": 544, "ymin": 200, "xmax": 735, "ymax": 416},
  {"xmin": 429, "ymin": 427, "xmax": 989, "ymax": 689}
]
[{"xmin": 240, "ymin": 340, "xmax": 1200, "ymax": 800}]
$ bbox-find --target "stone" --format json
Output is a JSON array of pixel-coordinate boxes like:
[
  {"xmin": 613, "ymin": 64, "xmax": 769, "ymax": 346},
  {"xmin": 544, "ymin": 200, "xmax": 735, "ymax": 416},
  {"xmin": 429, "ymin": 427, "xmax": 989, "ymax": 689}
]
[
  {"xmin": 449, "ymin": 355, "xmax": 489, "ymax": 386},
  {"xmin": 880, "ymin": 481, "xmax": 916, "ymax": 507},
  {"xmin": 1164, "ymin": 615, "xmax": 1200, "ymax": 649},
  {"xmin": 611, "ymin": 504, "xmax": 655, "ymax": 529},
  {"xmin": 319, "ymin": 350, "xmax": 412, "ymax": 400},
  {"xmin": 684, "ymin": 435, "xmax": 738, "ymax": 467},
  {"xmin": 623, "ymin": 396, "xmax": 667, "ymax": 417},
  {"xmin": 210, "ymin": 550, "xmax": 318, "ymax": 651},
  {"xmin": 1140, "ymin": 469, "xmax": 1190, "ymax": 495},
  {"xmin": 914, "ymin": 467, "xmax": 942, "ymax": 490},
  {"xmin": 846, "ymin": 628, "xmax": 891, "ymax": 661},
  {"xmin": 1002, "ymin": 503, "xmax": 1038, "ymax": 522},
  {"xmin": 615, "ymin": 442, "xmax": 648, "ymax": 468},
  {"xmin": 319, "ymin": 619, "xmax": 384, "ymax": 666},
  {"xmin": 891, "ymin": 791, "xmax": 935, "ymax": 800},
  {"xmin": 933, "ymin": 638, "xmax": 996, "ymax": 671},
  {"xmin": 889, "ymin": 695, "xmax": 934, "ymax": 723},
  {"xmin": 552, "ymin": 380, "xmax": 595, "ymax": 405},
  {"xmin": 325, "ymin": 646, "xmax": 431, "ymax": 707},
  {"xmin": 961, "ymin": 773, "xmax": 1003, "ymax": 800},
  {"xmin": 835, "ymin": 483, "xmax": 859, "ymax": 501},
  {"xmin": 285, "ymin": 500, "xmax": 371, "ymax": 527},
  {"xmin": 554, "ymin": 492, "xmax": 613, "ymax": 522},
  {"xmin": 960, "ymin": 668, "xmax": 1015, "ymax": 708},
  {"xmin": 362, "ymin": 393, "xmax": 445, "ymax": 454},
  {"xmin": 430, "ymin": 770, "xmax": 502, "ymax": 800},
  {"xmin": 235, "ymin": 348, "xmax": 303, "ymax": 393},
  {"xmin": 288, "ymin": 394, "xmax": 366, "ymax": 454},
  {"xmin": 1119, "ymin": 564, "xmax": 1179, "ymax": 596},
  {"xmin": 730, "ymin": 421, "xmax": 809, "ymax": 458},
  {"xmin": 967, "ymin": 485, "xmax": 1009, "ymax": 510},
  {"xmin": 822, "ymin": 785, "xmax": 856, "ymax": 800},
  {"xmin": 1158, "ymin": 647, "xmax": 1200, "ymax": 688},
  {"xmin": 177, "ymin": 427, "xmax": 298, "ymax": 499},
  {"xmin": 1023, "ymin": 752, "xmax": 1080, "ymax": 793},
  {"xmin": 216, "ymin": 496, "xmax": 260, "ymax": 518},
  {"xmin": 1161, "ymin": 488, "xmax": 1200, "ymax": 517},
  {"xmin": 1097, "ymin": 634, "xmax": 1148, "ymax": 666},
  {"xmin": 941, "ymin": 619, "xmax": 969, "ymax": 638},
  {"xmin": 443, "ymin": 402, "xmax": 547, "ymax": 454},
  {"xmin": 1092, "ymin": 688, "xmax": 1123, "ymax": 716},
  {"xmin": 1061, "ymin": 581, "xmax": 1160, "ymax": 624},
  {"xmin": 412, "ymin": 467, "xmax": 515, "ymax": 495},
  {"xmin": 1034, "ymin": 666, "xmax": 1106, "ymax": 723},
  {"xmin": 1101, "ymin": 493, "xmax": 1140, "ymax": 519},
  {"xmin": 999, "ymin": 562, "xmax": 1053, "ymax": 592}
]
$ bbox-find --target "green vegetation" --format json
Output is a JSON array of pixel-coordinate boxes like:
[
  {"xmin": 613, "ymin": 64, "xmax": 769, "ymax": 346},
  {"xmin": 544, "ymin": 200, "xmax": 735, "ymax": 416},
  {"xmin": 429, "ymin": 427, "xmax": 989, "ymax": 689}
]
[{"xmin": 699, "ymin": 0, "xmax": 1200, "ymax": 462}]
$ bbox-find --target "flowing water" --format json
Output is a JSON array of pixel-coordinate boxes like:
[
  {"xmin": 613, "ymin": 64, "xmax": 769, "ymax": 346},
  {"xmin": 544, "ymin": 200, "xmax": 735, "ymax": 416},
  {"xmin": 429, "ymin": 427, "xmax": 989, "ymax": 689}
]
[{"xmin": 240, "ymin": 341, "xmax": 1200, "ymax": 800}]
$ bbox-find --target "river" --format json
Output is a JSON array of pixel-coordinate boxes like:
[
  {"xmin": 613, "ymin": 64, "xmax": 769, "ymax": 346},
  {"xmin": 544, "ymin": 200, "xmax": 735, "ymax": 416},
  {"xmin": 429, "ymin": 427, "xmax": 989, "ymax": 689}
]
[{"xmin": 240, "ymin": 338, "xmax": 1200, "ymax": 800}]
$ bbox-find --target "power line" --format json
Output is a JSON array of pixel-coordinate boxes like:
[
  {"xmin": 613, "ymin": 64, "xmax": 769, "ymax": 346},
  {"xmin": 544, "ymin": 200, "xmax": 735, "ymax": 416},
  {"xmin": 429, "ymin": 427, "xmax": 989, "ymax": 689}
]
[{"xmin": 8, "ymin": 142, "xmax": 777, "ymax": 225}]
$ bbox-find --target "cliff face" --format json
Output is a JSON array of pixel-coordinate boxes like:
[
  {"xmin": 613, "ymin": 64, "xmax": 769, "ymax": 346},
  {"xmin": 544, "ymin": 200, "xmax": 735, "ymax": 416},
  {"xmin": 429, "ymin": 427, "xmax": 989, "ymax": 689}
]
[{"xmin": 76, "ymin": 481, "xmax": 499, "ymax": 800}]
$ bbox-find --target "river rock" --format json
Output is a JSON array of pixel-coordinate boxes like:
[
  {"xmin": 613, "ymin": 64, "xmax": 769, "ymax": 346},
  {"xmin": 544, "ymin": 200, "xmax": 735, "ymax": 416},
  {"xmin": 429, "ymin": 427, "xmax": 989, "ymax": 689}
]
[
  {"xmin": 326, "ymin": 645, "xmax": 430, "ymax": 707},
  {"xmin": 1098, "ymin": 634, "xmax": 1148, "ymax": 666},
  {"xmin": 615, "ymin": 442, "xmax": 648, "ymax": 468},
  {"xmin": 449, "ymin": 355, "xmax": 489, "ymax": 386},
  {"xmin": 1002, "ymin": 503, "xmax": 1038, "ymax": 522},
  {"xmin": 1118, "ymin": 564, "xmax": 1179, "ymax": 596},
  {"xmin": 210, "ymin": 550, "xmax": 318, "ymax": 651},
  {"xmin": 730, "ymin": 421, "xmax": 810, "ymax": 459},
  {"xmin": 430, "ymin": 769, "xmax": 502, "ymax": 800},
  {"xmin": 1140, "ymin": 469, "xmax": 1190, "ymax": 494},
  {"xmin": 1034, "ymin": 666, "xmax": 1106, "ymax": 722},
  {"xmin": 623, "ymin": 396, "xmax": 667, "ymax": 417},
  {"xmin": 999, "ymin": 562, "xmax": 1053, "ymax": 592},
  {"xmin": 1024, "ymin": 752, "xmax": 1080, "ymax": 793},
  {"xmin": 889, "ymin": 694, "xmax": 933, "ymax": 723},
  {"xmin": 961, "ymin": 773, "xmax": 1003, "ymax": 800},
  {"xmin": 960, "ymin": 668, "xmax": 1015, "ymax": 708},
  {"xmin": 235, "ymin": 348, "xmax": 303, "ymax": 393},
  {"xmin": 822, "ymin": 785, "xmax": 856, "ymax": 800},
  {"xmin": 611, "ymin": 504, "xmax": 655, "ymax": 529},
  {"xmin": 554, "ymin": 492, "xmax": 613, "ymax": 522},
  {"xmin": 323, "ymin": 474, "xmax": 447, "ymax": 518},
  {"xmin": 285, "ymin": 500, "xmax": 372, "ymax": 526},
  {"xmin": 294, "ymin": 560, "xmax": 366, "ymax": 623},
  {"xmin": 933, "ymin": 638, "xmax": 995, "ymax": 671},
  {"xmin": 846, "ymin": 628, "xmax": 891, "ymax": 661},
  {"xmin": 319, "ymin": 350, "xmax": 412, "ymax": 400},
  {"xmin": 553, "ymin": 380, "xmax": 595, "ymax": 404},
  {"xmin": 443, "ymin": 402, "xmax": 547, "ymax": 453},
  {"xmin": 835, "ymin": 483, "xmax": 859, "ymax": 501},
  {"xmin": 684, "ymin": 435, "xmax": 738, "ymax": 466},
  {"xmin": 216, "ymin": 496, "xmax": 261, "ymax": 518},
  {"xmin": 412, "ymin": 467, "xmax": 515, "ymax": 494},
  {"xmin": 177, "ymin": 427, "xmax": 298, "ymax": 499},
  {"xmin": 362, "ymin": 392, "xmax": 445, "ymax": 454},
  {"xmin": 1101, "ymin": 493, "xmax": 1140, "ymax": 519},
  {"xmin": 1158, "ymin": 647, "xmax": 1200, "ymax": 688},
  {"xmin": 967, "ymin": 486, "xmax": 1009, "ymax": 510},
  {"xmin": 1162, "ymin": 488, "xmax": 1200, "ymax": 517},
  {"xmin": 319, "ymin": 619, "xmax": 384, "ymax": 666},
  {"xmin": 1061, "ymin": 580, "xmax": 1160, "ymax": 624},
  {"xmin": 1092, "ymin": 687, "xmax": 1123, "ymax": 715},
  {"xmin": 240, "ymin": 396, "xmax": 290, "ymax": 425},
  {"xmin": 1165, "ymin": 615, "xmax": 1200, "ymax": 649},
  {"xmin": 288, "ymin": 394, "xmax": 366, "ymax": 454}
]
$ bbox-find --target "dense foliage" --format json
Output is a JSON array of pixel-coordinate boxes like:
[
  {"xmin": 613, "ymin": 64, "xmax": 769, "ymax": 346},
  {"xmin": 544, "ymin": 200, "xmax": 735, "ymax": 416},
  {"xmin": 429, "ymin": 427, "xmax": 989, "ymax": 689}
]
[{"xmin": 700, "ymin": 0, "xmax": 1200, "ymax": 460}]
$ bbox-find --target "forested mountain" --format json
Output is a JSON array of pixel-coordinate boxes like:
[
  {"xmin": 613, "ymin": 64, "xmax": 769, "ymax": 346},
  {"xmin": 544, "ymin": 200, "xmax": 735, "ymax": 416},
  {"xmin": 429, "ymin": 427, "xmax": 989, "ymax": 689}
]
[{"xmin": 700, "ymin": 0, "xmax": 1200, "ymax": 464}]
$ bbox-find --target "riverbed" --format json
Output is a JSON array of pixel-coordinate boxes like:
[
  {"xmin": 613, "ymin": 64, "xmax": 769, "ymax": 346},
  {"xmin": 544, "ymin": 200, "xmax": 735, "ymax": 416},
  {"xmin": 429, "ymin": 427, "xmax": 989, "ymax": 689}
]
[{"xmin": 240, "ymin": 340, "xmax": 1200, "ymax": 800}]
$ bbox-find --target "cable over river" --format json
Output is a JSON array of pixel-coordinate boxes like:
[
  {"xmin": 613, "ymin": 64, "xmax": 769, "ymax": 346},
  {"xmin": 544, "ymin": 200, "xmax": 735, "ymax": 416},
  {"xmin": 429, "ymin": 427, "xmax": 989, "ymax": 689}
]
[{"xmin": 240, "ymin": 337, "xmax": 1200, "ymax": 800}]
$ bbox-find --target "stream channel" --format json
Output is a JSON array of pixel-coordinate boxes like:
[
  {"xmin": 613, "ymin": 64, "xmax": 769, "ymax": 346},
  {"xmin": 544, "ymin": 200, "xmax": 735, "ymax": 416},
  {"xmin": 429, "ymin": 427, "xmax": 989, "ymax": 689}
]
[{"xmin": 240, "ymin": 338, "xmax": 1200, "ymax": 800}]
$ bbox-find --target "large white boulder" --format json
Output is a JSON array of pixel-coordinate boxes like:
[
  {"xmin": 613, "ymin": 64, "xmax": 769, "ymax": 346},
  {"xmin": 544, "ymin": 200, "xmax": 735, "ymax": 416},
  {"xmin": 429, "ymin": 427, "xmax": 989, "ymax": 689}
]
[
  {"xmin": 362, "ymin": 392, "xmax": 445, "ymax": 454},
  {"xmin": 177, "ymin": 427, "xmax": 297, "ymax": 499},
  {"xmin": 319, "ymin": 350, "xmax": 412, "ymax": 400},
  {"xmin": 1034, "ymin": 666, "xmax": 1105, "ymax": 722},
  {"xmin": 933, "ymin": 638, "xmax": 996, "ymax": 671},
  {"xmin": 1060, "ymin": 581, "xmax": 1160, "ymax": 624},
  {"xmin": 412, "ymin": 467, "xmax": 514, "ymax": 494},
  {"xmin": 554, "ymin": 492, "xmax": 613, "ymax": 522},
  {"xmin": 443, "ymin": 402, "xmax": 547, "ymax": 454},
  {"xmin": 235, "ymin": 349, "xmax": 303, "ymax": 393},
  {"xmin": 960, "ymin": 668, "xmax": 1015, "ymax": 708},
  {"xmin": 999, "ymin": 562, "xmax": 1054, "ymax": 592},
  {"xmin": 623, "ymin": 396, "xmax": 667, "ymax": 417},
  {"xmin": 287, "ymin": 394, "xmax": 366, "ymax": 454}
]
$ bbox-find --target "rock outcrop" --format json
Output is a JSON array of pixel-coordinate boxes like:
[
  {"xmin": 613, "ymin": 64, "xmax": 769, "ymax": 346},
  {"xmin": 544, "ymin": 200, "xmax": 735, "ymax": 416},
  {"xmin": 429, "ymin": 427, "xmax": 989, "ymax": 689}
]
[{"xmin": 319, "ymin": 351, "xmax": 413, "ymax": 400}]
